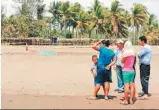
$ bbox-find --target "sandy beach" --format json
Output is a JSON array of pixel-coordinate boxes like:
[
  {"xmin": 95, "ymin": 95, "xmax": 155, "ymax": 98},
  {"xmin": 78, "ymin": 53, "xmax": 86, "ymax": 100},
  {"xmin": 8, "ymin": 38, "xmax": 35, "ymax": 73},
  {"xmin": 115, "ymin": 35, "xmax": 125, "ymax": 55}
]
[{"xmin": 2, "ymin": 45, "xmax": 159, "ymax": 109}]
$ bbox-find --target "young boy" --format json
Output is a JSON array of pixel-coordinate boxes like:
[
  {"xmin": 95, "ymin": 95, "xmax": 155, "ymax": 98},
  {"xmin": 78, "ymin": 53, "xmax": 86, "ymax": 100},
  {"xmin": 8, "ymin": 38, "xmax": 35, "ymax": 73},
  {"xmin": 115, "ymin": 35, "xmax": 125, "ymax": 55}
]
[{"xmin": 91, "ymin": 55, "xmax": 105, "ymax": 98}]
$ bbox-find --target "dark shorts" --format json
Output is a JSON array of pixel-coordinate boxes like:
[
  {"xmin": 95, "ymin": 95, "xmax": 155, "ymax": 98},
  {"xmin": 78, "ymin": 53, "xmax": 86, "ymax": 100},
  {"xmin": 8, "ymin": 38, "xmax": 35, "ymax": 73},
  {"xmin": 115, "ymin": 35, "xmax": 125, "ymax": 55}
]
[
  {"xmin": 96, "ymin": 65, "xmax": 112, "ymax": 84},
  {"xmin": 94, "ymin": 78, "xmax": 104, "ymax": 87}
]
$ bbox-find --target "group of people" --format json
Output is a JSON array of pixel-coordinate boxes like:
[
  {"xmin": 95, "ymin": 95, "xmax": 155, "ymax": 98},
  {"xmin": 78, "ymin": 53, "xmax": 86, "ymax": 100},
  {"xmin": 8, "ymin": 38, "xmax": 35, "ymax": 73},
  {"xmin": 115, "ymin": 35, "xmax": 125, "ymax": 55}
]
[{"xmin": 88, "ymin": 36, "xmax": 152, "ymax": 105}]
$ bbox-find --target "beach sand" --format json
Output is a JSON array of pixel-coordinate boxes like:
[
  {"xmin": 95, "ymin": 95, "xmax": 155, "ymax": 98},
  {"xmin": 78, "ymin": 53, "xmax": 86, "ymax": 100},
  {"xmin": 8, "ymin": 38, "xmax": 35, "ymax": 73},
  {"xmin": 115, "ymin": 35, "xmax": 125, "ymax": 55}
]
[{"xmin": 2, "ymin": 45, "xmax": 159, "ymax": 109}]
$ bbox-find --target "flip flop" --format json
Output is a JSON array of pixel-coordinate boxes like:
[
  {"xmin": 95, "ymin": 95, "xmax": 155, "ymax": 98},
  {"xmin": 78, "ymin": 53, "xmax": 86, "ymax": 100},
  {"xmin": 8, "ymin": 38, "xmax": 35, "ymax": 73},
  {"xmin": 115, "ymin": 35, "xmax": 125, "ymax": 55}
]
[{"xmin": 120, "ymin": 101, "xmax": 128, "ymax": 105}]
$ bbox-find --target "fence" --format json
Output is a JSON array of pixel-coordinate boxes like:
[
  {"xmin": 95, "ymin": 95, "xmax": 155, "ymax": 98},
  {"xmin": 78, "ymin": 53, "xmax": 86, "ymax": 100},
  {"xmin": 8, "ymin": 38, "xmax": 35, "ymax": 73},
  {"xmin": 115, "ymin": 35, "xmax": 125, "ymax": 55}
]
[
  {"xmin": 1, "ymin": 38, "xmax": 103, "ymax": 46},
  {"xmin": 1, "ymin": 37, "xmax": 159, "ymax": 46}
]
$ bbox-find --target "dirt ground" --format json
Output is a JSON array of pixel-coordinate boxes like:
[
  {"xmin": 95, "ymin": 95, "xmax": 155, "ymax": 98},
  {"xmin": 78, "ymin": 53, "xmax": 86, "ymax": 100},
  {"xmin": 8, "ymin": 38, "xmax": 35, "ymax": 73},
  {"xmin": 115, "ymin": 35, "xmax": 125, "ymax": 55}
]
[{"xmin": 1, "ymin": 45, "xmax": 159, "ymax": 109}]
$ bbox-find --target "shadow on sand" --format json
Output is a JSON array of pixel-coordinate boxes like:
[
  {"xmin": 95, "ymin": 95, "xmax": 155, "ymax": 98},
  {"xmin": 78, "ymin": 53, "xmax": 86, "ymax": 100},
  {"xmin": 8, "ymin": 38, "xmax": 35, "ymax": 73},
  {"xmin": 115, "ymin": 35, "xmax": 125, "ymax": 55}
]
[
  {"xmin": 138, "ymin": 92, "xmax": 152, "ymax": 97},
  {"xmin": 97, "ymin": 95, "xmax": 117, "ymax": 100}
]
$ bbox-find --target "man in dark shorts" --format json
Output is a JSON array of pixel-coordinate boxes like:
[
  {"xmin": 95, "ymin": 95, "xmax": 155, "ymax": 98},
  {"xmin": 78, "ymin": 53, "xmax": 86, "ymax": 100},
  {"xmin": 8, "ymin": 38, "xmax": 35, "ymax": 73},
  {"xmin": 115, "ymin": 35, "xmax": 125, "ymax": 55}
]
[{"xmin": 89, "ymin": 40, "xmax": 116, "ymax": 100}]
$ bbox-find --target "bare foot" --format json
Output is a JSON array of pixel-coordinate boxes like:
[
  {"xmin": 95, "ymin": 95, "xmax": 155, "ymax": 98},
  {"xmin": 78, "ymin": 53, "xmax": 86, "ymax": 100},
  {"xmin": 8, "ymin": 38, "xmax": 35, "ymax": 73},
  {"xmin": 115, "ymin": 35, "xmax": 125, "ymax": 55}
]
[
  {"xmin": 139, "ymin": 94, "xmax": 149, "ymax": 100},
  {"xmin": 87, "ymin": 96, "xmax": 97, "ymax": 100},
  {"xmin": 133, "ymin": 97, "xmax": 137, "ymax": 102},
  {"xmin": 120, "ymin": 100, "xmax": 128, "ymax": 105},
  {"xmin": 104, "ymin": 96, "xmax": 109, "ymax": 100},
  {"xmin": 129, "ymin": 100, "xmax": 134, "ymax": 105},
  {"xmin": 120, "ymin": 97, "xmax": 124, "ymax": 100}
]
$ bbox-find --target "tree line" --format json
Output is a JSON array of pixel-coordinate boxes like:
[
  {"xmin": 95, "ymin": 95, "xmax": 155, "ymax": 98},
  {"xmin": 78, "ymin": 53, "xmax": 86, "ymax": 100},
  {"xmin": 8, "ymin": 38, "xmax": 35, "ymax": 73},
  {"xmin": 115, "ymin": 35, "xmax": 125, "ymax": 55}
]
[{"xmin": 1, "ymin": 0, "xmax": 159, "ymax": 44}]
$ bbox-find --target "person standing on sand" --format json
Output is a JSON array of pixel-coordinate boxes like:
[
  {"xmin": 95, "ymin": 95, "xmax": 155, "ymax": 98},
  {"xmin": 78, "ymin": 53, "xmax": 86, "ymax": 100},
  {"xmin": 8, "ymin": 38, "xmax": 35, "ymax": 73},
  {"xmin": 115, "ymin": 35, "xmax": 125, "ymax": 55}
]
[
  {"xmin": 91, "ymin": 55, "xmax": 105, "ymax": 97},
  {"xmin": 89, "ymin": 40, "xmax": 106, "ymax": 98},
  {"xmin": 120, "ymin": 41, "xmax": 136, "ymax": 105},
  {"xmin": 114, "ymin": 39, "xmax": 124, "ymax": 93},
  {"xmin": 138, "ymin": 36, "xmax": 152, "ymax": 100},
  {"xmin": 88, "ymin": 40, "xmax": 116, "ymax": 100}
]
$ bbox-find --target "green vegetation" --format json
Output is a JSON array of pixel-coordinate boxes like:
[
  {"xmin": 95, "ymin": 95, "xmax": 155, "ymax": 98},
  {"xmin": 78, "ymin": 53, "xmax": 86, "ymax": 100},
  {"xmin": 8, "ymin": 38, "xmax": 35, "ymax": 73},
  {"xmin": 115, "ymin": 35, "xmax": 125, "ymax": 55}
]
[{"xmin": 1, "ymin": 0, "xmax": 159, "ymax": 44}]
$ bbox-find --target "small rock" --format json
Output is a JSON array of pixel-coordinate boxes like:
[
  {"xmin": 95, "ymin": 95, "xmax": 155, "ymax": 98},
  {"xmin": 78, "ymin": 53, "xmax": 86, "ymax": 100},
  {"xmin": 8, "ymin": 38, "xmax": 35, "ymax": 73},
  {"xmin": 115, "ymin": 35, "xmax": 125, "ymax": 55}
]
[{"xmin": 9, "ymin": 100, "xmax": 12, "ymax": 102}]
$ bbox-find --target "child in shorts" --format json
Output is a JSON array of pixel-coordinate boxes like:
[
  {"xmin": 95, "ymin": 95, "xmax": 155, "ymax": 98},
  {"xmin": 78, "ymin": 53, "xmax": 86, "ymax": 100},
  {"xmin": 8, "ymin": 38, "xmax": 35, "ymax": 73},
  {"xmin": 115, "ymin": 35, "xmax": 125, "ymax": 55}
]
[{"xmin": 91, "ymin": 55, "xmax": 105, "ymax": 97}]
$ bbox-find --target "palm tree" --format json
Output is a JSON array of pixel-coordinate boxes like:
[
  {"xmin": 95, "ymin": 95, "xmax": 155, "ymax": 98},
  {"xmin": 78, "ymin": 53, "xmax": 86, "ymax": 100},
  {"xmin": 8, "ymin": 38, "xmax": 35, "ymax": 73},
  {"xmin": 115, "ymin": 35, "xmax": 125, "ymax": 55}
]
[
  {"xmin": 123, "ymin": 10, "xmax": 131, "ymax": 27},
  {"xmin": 49, "ymin": 1, "xmax": 62, "ymax": 30},
  {"xmin": 110, "ymin": 0, "xmax": 124, "ymax": 34},
  {"xmin": 1, "ymin": 5, "xmax": 6, "ymax": 21},
  {"xmin": 117, "ymin": 14, "xmax": 129, "ymax": 38},
  {"xmin": 130, "ymin": 3, "xmax": 148, "ymax": 44},
  {"xmin": 71, "ymin": 10, "xmax": 90, "ymax": 38},
  {"xmin": 144, "ymin": 14, "xmax": 159, "ymax": 43},
  {"xmin": 147, "ymin": 14, "xmax": 158, "ymax": 31},
  {"xmin": 89, "ymin": 0, "xmax": 101, "ymax": 13},
  {"xmin": 105, "ymin": 0, "xmax": 129, "ymax": 39},
  {"xmin": 92, "ymin": 6, "xmax": 106, "ymax": 34},
  {"xmin": 103, "ymin": 13, "xmax": 128, "ymax": 39},
  {"xmin": 67, "ymin": 2, "xmax": 81, "ymax": 37},
  {"xmin": 37, "ymin": 4, "xmax": 46, "ymax": 20},
  {"xmin": 17, "ymin": 3, "xmax": 29, "ymax": 16},
  {"xmin": 104, "ymin": 19, "xmax": 114, "ymax": 38},
  {"xmin": 58, "ymin": 1, "xmax": 72, "ymax": 31},
  {"xmin": 89, "ymin": 0, "xmax": 107, "ymax": 38}
]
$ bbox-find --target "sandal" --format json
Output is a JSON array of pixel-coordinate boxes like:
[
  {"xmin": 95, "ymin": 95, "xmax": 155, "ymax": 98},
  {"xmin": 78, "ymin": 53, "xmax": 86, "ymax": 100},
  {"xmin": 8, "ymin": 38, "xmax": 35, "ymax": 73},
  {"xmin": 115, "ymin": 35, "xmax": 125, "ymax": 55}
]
[{"xmin": 120, "ymin": 101, "xmax": 128, "ymax": 105}]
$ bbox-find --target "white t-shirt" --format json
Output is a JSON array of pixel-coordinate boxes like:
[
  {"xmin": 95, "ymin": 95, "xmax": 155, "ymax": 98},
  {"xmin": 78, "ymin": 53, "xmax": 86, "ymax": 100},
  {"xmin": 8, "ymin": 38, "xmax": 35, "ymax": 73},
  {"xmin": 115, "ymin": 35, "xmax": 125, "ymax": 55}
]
[{"xmin": 91, "ymin": 63, "xmax": 97, "ymax": 75}]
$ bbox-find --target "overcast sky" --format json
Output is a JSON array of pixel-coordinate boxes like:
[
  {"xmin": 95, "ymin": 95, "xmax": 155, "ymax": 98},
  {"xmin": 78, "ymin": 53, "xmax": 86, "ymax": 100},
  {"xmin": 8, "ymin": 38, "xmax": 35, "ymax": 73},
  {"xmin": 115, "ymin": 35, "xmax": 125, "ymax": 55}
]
[{"xmin": 1, "ymin": 0, "xmax": 159, "ymax": 19}]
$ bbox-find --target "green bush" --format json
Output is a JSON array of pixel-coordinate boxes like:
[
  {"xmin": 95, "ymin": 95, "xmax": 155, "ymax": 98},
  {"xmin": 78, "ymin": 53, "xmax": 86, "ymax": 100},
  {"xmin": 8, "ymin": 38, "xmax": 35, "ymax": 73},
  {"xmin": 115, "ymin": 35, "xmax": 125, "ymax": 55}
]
[{"xmin": 65, "ymin": 33, "xmax": 72, "ymax": 39}]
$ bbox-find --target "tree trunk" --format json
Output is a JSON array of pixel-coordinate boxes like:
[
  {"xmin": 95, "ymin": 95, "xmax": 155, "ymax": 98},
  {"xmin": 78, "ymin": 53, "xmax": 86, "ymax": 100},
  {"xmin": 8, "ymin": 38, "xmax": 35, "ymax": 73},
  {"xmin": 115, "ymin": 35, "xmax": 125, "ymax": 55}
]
[
  {"xmin": 64, "ymin": 23, "xmax": 67, "ymax": 31},
  {"xmin": 60, "ymin": 23, "xmax": 63, "ymax": 32},
  {"xmin": 69, "ymin": 26, "xmax": 71, "ymax": 33},
  {"xmin": 133, "ymin": 27, "xmax": 135, "ymax": 45},
  {"xmin": 72, "ymin": 27, "xmax": 74, "ymax": 38},
  {"xmin": 76, "ymin": 30, "xmax": 77, "ymax": 38},
  {"xmin": 112, "ymin": 15, "xmax": 118, "ymax": 33},
  {"xmin": 88, "ymin": 29, "xmax": 92, "ymax": 38},
  {"xmin": 96, "ymin": 29, "xmax": 98, "ymax": 39},
  {"xmin": 135, "ymin": 26, "xmax": 139, "ymax": 45}
]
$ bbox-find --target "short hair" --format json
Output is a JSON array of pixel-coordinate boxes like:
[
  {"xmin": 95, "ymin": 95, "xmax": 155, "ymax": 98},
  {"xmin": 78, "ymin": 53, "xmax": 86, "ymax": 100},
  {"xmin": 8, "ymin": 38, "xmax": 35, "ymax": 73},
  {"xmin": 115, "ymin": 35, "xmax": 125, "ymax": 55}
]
[
  {"xmin": 139, "ymin": 36, "xmax": 147, "ymax": 43},
  {"xmin": 92, "ymin": 55, "xmax": 97, "ymax": 60},
  {"xmin": 105, "ymin": 40, "xmax": 112, "ymax": 47}
]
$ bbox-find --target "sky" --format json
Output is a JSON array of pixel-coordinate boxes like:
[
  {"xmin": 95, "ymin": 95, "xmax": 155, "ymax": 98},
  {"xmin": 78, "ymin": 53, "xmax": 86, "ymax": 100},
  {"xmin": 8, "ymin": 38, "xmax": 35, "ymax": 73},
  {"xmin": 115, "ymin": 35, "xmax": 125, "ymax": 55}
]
[{"xmin": 1, "ymin": 0, "xmax": 159, "ymax": 19}]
